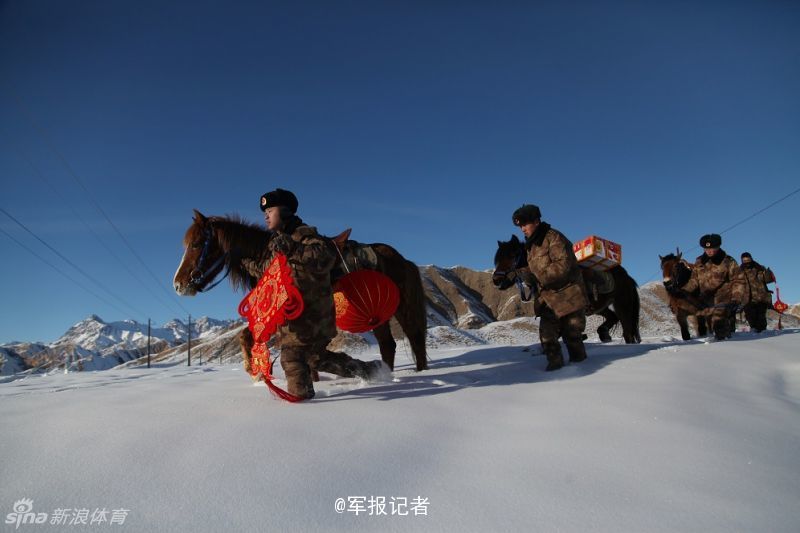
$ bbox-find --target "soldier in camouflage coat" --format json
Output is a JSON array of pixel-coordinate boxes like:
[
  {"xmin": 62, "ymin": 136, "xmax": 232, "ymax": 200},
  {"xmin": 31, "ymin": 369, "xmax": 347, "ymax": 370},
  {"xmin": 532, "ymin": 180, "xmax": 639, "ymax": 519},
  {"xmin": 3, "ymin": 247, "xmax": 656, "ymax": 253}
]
[
  {"xmin": 242, "ymin": 188, "xmax": 382, "ymax": 399},
  {"xmin": 512, "ymin": 204, "xmax": 589, "ymax": 371},
  {"xmin": 740, "ymin": 252, "xmax": 774, "ymax": 332},
  {"xmin": 681, "ymin": 234, "xmax": 747, "ymax": 340}
]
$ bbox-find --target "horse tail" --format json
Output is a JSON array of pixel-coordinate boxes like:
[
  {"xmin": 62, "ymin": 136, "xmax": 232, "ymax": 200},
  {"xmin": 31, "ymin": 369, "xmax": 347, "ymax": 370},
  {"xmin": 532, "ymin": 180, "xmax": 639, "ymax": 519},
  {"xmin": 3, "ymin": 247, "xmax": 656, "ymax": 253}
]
[
  {"xmin": 397, "ymin": 258, "xmax": 429, "ymax": 370},
  {"xmin": 610, "ymin": 265, "xmax": 641, "ymax": 343},
  {"xmin": 371, "ymin": 243, "xmax": 429, "ymax": 371}
]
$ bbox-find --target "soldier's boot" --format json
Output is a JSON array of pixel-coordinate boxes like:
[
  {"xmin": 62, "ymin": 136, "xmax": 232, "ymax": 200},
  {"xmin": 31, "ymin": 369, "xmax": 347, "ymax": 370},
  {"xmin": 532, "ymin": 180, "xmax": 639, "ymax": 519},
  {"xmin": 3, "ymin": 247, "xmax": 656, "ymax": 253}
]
[
  {"xmin": 565, "ymin": 342, "xmax": 587, "ymax": 363},
  {"xmin": 542, "ymin": 341, "xmax": 564, "ymax": 372},
  {"xmin": 315, "ymin": 349, "xmax": 363, "ymax": 377},
  {"xmin": 712, "ymin": 319, "xmax": 728, "ymax": 341},
  {"xmin": 342, "ymin": 359, "xmax": 390, "ymax": 380},
  {"xmin": 280, "ymin": 347, "xmax": 315, "ymax": 400}
]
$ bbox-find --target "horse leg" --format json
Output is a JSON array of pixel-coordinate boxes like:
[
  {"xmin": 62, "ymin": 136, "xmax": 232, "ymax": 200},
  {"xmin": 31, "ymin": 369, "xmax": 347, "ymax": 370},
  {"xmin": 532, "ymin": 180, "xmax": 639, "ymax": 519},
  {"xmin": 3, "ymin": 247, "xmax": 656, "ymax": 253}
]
[
  {"xmin": 676, "ymin": 312, "xmax": 691, "ymax": 341},
  {"xmin": 695, "ymin": 313, "xmax": 708, "ymax": 337},
  {"xmin": 393, "ymin": 261, "xmax": 429, "ymax": 371},
  {"xmin": 238, "ymin": 328, "xmax": 255, "ymax": 378},
  {"xmin": 372, "ymin": 322, "xmax": 396, "ymax": 371},
  {"xmin": 597, "ymin": 308, "xmax": 617, "ymax": 343},
  {"xmin": 395, "ymin": 311, "xmax": 429, "ymax": 371}
]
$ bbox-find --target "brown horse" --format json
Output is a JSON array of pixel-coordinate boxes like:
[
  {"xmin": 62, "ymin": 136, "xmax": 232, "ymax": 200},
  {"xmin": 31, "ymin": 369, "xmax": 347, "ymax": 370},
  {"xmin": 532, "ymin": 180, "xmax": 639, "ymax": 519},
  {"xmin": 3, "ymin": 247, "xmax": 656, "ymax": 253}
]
[
  {"xmin": 492, "ymin": 235, "xmax": 641, "ymax": 343},
  {"xmin": 173, "ymin": 210, "xmax": 428, "ymax": 371},
  {"xmin": 659, "ymin": 250, "xmax": 709, "ymax": 340}
]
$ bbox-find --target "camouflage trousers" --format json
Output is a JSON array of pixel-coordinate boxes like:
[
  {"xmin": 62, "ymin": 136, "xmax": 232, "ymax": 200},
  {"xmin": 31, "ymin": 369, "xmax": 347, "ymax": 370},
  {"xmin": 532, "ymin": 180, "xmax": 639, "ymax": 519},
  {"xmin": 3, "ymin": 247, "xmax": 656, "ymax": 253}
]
[
  {"xmin": 538, "ymin": 306, "xmax": 587, "ymax": 370},
  {"xmin": 280, "ymin": 341, "xmax": 373, "ymax": 399},
  {"xmin": 743, "ymin": 303, "xmax": 768, "ymax": 333},
  {"xmin": 700, "ymin": 305, "xmax": 736, "ymax": 340}
]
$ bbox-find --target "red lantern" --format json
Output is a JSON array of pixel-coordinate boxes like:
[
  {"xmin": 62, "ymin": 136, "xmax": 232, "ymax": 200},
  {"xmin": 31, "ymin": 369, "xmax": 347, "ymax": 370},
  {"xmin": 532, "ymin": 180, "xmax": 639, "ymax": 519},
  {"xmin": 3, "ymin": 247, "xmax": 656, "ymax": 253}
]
[{"xmin": 333, "ymin": 270, "xmax": 400, "ymax": 333}]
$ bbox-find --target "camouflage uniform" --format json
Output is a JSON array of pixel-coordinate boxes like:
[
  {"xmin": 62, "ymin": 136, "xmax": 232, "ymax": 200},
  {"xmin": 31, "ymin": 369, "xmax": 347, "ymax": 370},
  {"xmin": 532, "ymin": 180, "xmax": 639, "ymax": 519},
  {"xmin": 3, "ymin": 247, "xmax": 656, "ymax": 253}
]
[
  {"xmin": 524, "ymin": 222, "xmax": 589, "ymax": 370},
  {"xmin": 242, "ymin": 216, "xmax": 377, "ymax": 399},
  {"xmin": 741, "ymin": 260, "xmax": 773, "ymax": 332},
  {"xmin": 682, "ymin": 249, "xmax": 746, "ymax": 340}
]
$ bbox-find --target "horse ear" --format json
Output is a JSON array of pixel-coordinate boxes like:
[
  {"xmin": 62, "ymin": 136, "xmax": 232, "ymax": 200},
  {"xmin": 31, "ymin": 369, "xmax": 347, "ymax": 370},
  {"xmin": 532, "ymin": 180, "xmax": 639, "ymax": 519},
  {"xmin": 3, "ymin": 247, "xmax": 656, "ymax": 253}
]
[
  {"xmin": 331, "ymin": 228, "xmax": 352, "ymax": 250},
  {"xmin": 193, "ymin": 209, "xmax": 207, "ymax": 224},
  {"xmin": 658, "ymin": 254, "xmax": 663, "ymax": 261},
  {"xmin": 511, "ymin": 235, "xmax": 520, "ymax": 243}
]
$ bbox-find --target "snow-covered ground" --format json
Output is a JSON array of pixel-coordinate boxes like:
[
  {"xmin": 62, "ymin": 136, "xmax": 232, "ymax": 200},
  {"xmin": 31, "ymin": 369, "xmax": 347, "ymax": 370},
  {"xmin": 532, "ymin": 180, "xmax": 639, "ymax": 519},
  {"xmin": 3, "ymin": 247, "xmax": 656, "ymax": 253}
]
[{"xmin": 1, "ymin": 330, "xmax": 799, "ymax": 532}]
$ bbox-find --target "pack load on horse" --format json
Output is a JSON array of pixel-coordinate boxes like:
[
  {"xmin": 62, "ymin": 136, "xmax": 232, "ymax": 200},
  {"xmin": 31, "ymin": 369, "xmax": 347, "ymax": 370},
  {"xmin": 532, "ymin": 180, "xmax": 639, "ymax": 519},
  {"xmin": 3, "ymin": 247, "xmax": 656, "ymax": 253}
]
[
  {"xmin": 572, "ymin": 234, "xmax": 629, "ymax": 319},
  {"xmin": 659, "ymin": 249, "xmax": 709, "ymax": 340},
  {"xmin": 493, "ymin": 230, "xmax": 641, "ymax": 345}
]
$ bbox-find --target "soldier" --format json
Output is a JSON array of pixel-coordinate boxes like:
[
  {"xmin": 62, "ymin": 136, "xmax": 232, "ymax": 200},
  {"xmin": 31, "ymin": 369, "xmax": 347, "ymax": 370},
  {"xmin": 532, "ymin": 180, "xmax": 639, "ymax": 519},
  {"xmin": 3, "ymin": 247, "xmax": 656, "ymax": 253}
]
[
  {"xmin": 681, "ymin": 234, "xmax": 746, "ymax": 340},
  {"xmin": 512, "ymin": 204, "xmax": 589, "ymax": 371},
  {"xmin": 740, "ymin": 252, "xmax": 774, "ymax": 332},
  {"xmin": 243, "ymin": 188, "xmax": 385, "ymax": 399}
]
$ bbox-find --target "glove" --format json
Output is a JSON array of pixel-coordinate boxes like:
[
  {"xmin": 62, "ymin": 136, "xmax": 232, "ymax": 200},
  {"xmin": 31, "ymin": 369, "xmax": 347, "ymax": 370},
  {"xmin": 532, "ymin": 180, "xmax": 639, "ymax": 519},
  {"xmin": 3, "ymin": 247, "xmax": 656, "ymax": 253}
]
[{"xmin": 268, "ymin": 232, "xmax": 295, "ymax": 255}]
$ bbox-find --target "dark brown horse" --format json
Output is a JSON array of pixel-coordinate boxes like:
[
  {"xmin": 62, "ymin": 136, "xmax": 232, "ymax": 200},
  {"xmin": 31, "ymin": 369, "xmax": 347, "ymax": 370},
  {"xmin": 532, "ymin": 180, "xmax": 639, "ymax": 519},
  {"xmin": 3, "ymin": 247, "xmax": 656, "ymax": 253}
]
[
  {"xmin": 659, "ymin": 250, "xmax": 709, "ymax": 340},
  {"xmin": 492, "ymin": 235, "xmax": 641, "ymax": 343},
  {"xmin": 173, "ymin": 210, "xmax": 428, "ymax": 371}
]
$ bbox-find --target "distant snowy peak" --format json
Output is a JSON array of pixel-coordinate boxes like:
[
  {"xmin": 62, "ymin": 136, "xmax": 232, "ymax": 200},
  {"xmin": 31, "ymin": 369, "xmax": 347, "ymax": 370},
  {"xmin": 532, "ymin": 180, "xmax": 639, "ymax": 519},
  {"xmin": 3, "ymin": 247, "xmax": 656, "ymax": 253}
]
[
  {"xmin": 53, "ymin": 315, "xmax": 238, "ymax": 351},
  {"xmin": 160, "ymin": 316, "xmax": 236, "ymax": 343}
]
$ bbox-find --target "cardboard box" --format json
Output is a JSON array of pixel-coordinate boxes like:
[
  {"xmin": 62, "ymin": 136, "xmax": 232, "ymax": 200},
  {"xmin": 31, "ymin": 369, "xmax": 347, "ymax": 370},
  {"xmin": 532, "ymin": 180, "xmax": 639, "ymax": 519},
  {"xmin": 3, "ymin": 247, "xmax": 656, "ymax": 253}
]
[{"xmin": 573, "ymin": 236, "xmax": 622, "ymax": 271}]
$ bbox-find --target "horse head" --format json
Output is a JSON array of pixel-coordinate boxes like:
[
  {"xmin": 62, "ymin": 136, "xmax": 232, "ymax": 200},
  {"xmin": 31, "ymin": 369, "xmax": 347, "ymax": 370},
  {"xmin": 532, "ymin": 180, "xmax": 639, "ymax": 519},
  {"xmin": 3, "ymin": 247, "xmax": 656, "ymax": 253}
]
[
  {"xmin": 659, "ymin": 247, "xmax": 691, "ymax": 292},
  {"xmin": 173, "ymin": 209, "xmax": 229, "ymax": 296},
  {"xmin": 492, "ymin": 235, "xmax": 526, "ymax": 290}
]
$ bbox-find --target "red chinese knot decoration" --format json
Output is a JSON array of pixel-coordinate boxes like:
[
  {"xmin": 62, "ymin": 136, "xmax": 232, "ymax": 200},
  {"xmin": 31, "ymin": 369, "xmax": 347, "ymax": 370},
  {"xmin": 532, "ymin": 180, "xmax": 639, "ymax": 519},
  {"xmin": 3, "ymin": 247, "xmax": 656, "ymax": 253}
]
[
  {"xmin": 238, "ymin": 253, "xmax": 305, "ymax": 401},
  {"xmin": 333, "ymin": 270, "xmax": 400, "ymax": 333},
  {"xmin": 773, "ymin": 287, "xmax": 789, "ymax": 314}
]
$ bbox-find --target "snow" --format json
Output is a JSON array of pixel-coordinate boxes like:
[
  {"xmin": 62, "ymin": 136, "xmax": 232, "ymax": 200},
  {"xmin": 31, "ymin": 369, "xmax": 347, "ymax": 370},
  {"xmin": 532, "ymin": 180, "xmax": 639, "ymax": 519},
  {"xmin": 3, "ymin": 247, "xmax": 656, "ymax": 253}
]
[{"xmin": 1, "ymin": 331, "xmax": 799, "ymax": 532}]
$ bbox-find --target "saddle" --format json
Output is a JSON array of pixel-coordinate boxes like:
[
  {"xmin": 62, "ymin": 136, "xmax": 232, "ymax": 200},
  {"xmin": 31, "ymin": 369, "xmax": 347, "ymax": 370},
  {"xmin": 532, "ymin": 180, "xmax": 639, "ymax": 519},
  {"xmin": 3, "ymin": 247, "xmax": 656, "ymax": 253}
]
[
  {"xmin": 329, "ymin": 228, "xmax": 379, "ymax": 282},
  {"xmin": 581, "ymin": 268, "xmax": 615, "ymax": 304}
]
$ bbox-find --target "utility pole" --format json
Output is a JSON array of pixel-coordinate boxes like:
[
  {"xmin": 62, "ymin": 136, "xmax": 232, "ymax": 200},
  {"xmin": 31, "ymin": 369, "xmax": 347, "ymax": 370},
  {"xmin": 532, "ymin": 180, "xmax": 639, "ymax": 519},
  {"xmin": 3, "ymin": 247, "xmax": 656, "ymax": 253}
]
[
  {"xmin": 187, "ymin": 314, "xmax": 192, "ymax": 366},
  {"xmin": 147, "ymin": 318, "xmax": 151, "ymax": 369}
]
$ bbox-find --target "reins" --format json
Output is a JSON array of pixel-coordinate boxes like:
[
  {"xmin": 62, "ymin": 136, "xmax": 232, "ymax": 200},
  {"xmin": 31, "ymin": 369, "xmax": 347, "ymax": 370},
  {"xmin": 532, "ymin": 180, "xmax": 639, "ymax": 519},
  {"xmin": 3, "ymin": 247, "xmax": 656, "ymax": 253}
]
[{"xmin": 190, "ymin": 224, "xmax": 232, "ymax": 292}]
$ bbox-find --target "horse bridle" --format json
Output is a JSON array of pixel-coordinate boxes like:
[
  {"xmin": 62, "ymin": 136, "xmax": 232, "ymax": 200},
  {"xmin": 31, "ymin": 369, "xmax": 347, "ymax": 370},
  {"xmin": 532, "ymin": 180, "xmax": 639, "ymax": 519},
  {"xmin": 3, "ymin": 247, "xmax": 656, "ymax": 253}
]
[
  {"xmin": 663, "ymin": 259, "xmax": 688, "ymax": 294},
  {"xmin": 494, "ymin": 247, "xmax": 534, "ymax": 302},
  {"xmin": 189, "ymin": 224, "xmax": 231, "ymax": 293}
]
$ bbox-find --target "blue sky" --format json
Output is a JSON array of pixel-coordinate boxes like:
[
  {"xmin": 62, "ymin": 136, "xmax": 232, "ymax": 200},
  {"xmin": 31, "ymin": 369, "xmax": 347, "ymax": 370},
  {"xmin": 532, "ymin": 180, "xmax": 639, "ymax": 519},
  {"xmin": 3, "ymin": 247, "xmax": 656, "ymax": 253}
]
[{"xmin": 1, "ymin": 0, "xmax": 798, "ymax": 344}]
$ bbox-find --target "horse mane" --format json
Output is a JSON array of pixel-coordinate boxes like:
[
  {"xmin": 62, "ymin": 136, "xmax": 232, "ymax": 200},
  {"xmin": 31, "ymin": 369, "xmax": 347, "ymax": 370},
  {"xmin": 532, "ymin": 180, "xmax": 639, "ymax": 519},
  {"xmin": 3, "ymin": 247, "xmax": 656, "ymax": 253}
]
[{"xmin": 208, "ymin": 214, "xmax": 271, "ymax": 292}]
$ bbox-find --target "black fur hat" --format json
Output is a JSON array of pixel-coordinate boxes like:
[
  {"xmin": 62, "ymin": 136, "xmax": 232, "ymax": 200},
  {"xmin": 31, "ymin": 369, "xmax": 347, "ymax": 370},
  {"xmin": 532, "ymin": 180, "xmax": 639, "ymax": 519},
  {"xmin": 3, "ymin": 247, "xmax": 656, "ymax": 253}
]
[
  {"xmin": 741, "ymin": 252, "xmax": 752, "ymax": 260},
  {"xmin": 512, "ymin": 204, "xmax": 542, "ymax": 226},
  {"xmin": 699, "ymin": 233, "xmax": 722, "ymax": 248},
  {"xmin": 260, "ymin": 188, "xmax": 298, "ymax": 213}
]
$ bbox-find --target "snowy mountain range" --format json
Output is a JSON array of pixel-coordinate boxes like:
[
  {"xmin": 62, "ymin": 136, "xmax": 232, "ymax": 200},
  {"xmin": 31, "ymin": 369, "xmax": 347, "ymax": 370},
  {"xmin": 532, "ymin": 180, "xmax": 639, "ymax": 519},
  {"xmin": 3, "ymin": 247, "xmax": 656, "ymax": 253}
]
[
  {"xmin": 2, "ymin": 265, "xmax": 798, "ymax": 377},
  {"xmin": 0, "ymin": 315, "xmax": 238, "ymax": 376}
]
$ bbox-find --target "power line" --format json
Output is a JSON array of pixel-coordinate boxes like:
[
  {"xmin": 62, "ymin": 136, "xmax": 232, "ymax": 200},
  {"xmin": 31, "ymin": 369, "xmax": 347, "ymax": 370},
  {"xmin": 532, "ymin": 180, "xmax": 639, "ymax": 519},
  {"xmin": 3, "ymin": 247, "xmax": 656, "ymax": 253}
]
[
  {"xmin": 5, "ymin": 84, "xmax": 191, "ymax": 316},
  {"xmin": 644, "ymin": 185, "xmax": 800, "ymax": 284},
  {"xmin": 0, "ymin": 226, "xmax": 141, "ymax": 320},
  {"xmin": 19, "ymin": 152, "xmax": 187, "ymax": 318},
  {"xmin": 718, "ymin": 186, "xmax": 800, "ymax": 236},
  {"xmin": 0, "ymin": 207, "xmax": 149, "ymax": 320}
]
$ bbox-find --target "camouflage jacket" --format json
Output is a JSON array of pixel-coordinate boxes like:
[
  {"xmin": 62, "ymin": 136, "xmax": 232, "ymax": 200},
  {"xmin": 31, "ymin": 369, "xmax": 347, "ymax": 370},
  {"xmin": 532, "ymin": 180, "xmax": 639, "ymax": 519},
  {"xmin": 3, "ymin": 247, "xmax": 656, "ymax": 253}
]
[
  {"xmin": 683, "ymin": 249, "xmax": 747, "ymax": 306},
  {"xmin": 524, "ymin": 222, "xmax": 589, "ymax": 318},
  {"xmin": 241, "ymin": 217, "xmax": 338, "ymax": 346},
  {"xmin": 741, "ymin": 262, "xmax": 773, "ymax": 306}
]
